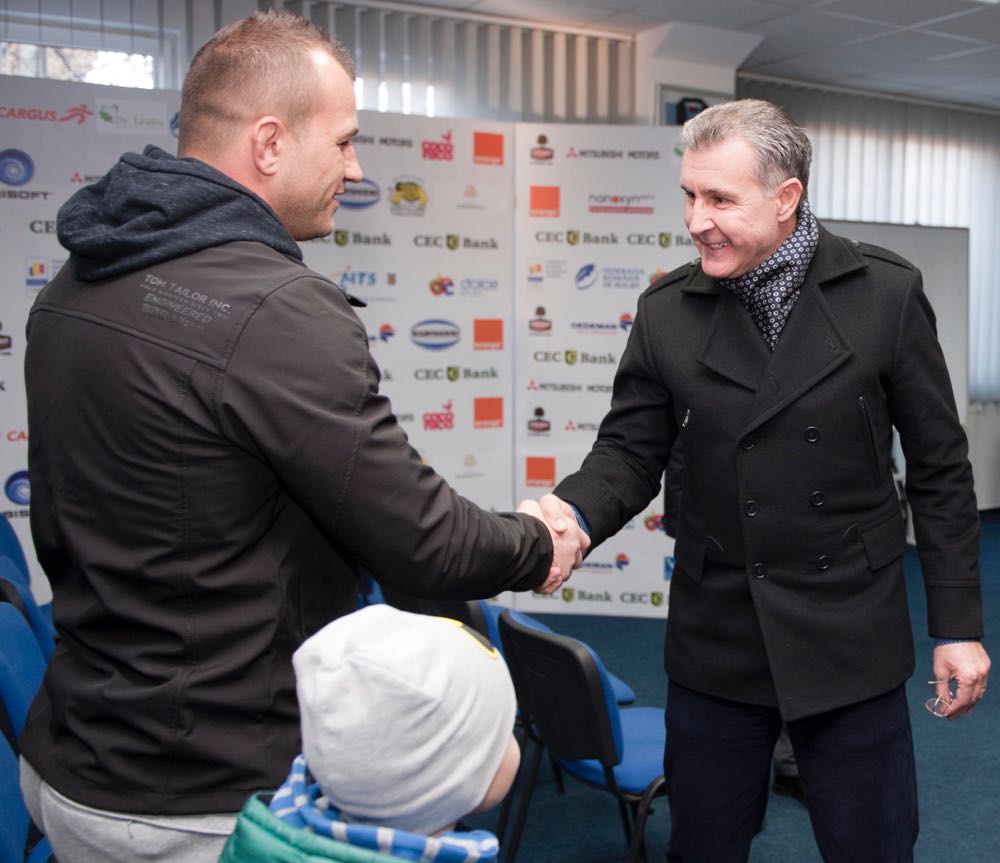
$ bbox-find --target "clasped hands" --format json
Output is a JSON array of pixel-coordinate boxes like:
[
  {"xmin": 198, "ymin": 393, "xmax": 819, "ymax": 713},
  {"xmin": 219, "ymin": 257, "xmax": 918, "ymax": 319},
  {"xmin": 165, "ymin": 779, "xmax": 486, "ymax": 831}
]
[{"xmin": 517, "ymin": 493, "xmax": 590, "ymax": 594}]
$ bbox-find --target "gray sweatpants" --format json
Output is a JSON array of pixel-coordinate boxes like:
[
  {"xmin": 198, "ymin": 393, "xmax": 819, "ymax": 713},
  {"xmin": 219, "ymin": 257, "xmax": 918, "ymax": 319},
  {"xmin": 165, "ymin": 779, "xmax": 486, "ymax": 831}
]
[{"xmin": 20, "ymin": 758, "xmax": 238, "ymax": 863}]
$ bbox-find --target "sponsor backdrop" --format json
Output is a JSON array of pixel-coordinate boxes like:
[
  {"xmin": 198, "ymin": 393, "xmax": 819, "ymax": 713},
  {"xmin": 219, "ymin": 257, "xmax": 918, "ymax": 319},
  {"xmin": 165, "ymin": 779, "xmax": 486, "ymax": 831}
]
[
  {"xmin": 508, "ymin": 125, "xmax": 688, "ymax": 618},
  {"xmin": 2, "ymin": 75, "xmax": 692, "ymax": 618}
]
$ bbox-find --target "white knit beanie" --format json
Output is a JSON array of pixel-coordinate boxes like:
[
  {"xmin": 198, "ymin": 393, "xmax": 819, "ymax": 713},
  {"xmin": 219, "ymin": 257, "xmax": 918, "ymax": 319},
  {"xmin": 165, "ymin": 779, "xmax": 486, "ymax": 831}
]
[{"xmin": 293, "ymin": 604, "xmax": 517, "ymax": 836}]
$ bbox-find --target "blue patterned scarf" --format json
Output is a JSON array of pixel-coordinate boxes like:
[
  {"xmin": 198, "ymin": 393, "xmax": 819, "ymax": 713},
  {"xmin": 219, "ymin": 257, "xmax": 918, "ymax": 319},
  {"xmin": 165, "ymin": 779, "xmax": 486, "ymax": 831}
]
[
  {"xmin": 720, "ymin": 200, "xmax": 820, "ymax": 350},
  {"xmin": 269, "ymin": 754, "xmax": 500, "ymax": 862}
]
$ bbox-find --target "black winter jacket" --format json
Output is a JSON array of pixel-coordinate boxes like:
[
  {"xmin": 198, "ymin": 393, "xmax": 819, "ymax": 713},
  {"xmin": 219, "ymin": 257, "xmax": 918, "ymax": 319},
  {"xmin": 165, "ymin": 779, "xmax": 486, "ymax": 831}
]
[
  {"xmin": 21, "ymin": 146, "xmax": 550, "ymax": 814},
  {"xmin": 556, "ymin": 225, "xmax": 981, "ymax": 720}
]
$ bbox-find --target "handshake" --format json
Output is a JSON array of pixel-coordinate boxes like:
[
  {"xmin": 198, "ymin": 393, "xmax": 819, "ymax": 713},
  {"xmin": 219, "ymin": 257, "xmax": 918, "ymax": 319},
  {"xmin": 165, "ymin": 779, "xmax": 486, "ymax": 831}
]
[{"xmin": 517, "ymin": 493, "xmax": 591, "ymax": 595}]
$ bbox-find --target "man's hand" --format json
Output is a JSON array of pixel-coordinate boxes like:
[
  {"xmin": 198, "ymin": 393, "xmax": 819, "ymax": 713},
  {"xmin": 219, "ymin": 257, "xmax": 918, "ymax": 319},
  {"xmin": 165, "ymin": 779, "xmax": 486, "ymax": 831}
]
[
  {"xmin": 931, "ymin": 641, "xmax": 991, "ymax": 719},
  {"xmin": 516, "ymin": 493, "xmax": 590, "ymax": 594}
]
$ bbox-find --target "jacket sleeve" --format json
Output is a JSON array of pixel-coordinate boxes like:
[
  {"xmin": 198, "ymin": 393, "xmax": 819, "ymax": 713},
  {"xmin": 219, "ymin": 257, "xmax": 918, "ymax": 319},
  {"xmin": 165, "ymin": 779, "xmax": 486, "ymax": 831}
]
[
  {"xmin": 217, "ymin": 274, "xmax": 551, "ymax": 598},
  {"xmin": 554, "ymin": 291, "xmax": 677, "ymax": 547},
  {"xmin": 886, "ymin": 267, "xmax": 982, "ymax": 638}
]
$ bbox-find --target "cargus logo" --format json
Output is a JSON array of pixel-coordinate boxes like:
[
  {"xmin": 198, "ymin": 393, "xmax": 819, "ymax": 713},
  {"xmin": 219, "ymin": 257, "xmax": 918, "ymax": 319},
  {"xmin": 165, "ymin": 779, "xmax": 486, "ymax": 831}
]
[
  {"xmin": 60, "ymin": 104, "xmax": 92, "ymax": 124},
  {"xmin": 473, "ymin": 131, "xmax": 504, "ymax": 166},
  {"xmin": 529, "ymin": 185, "xmax": 560, "ymax": 218},
  {"xmin": 525, "ymin": 456, "xmax": 556, "ymax": 488},
  {"xmin": 474, "ymin": 397, "xmax": 503, "ymax": 429},
  {"xmin": 473, "ymin": 318, "xmax": 503, "ymax": 350}
]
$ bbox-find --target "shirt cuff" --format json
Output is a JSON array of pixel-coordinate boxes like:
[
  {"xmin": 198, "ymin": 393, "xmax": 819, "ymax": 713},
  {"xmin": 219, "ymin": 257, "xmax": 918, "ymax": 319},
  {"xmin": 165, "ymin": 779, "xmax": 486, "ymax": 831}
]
[
  {"xmin": 934, "ymin": 638, "xmax": 979, "ymax": 646},
  {"xmin": 569, "ymin": 504, "xmax": 591, "ymax": 537}
]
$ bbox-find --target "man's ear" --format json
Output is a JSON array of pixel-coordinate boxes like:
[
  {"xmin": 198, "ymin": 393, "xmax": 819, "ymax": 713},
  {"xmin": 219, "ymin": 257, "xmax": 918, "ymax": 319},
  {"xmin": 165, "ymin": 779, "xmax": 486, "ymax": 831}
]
[
  {"xmin": 775, "ymin": 177, "xmax": 804, "ymax": 224},
  {"xmin": 250, "ymin": 116, "xmax": 285, "ymax": 177}
]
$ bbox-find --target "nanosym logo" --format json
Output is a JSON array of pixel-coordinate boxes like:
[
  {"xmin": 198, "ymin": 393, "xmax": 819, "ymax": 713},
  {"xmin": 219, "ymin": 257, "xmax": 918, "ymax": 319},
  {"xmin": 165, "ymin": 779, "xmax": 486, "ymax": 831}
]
[
  {"xmin": 4, "ymin": 470, "xmax": 30, "ymax": 506},
  {"xmin": 411, "ymin": 319, "xmax": 460, "ymax": 350},
  {"xmin": 0, "ymin": 149, "xmax": 35, "ymax": 186},
  {"xmin": 340, "ymin": 178, "xmax": 380, "ymax": 209}
]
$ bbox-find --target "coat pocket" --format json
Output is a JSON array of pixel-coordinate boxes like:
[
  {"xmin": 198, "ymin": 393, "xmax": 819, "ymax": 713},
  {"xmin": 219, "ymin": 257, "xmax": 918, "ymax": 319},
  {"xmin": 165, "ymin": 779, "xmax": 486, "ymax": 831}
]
[
  {"xmin": 860, "ymin": 511, "xmax": 906, "ymax": 572},
  {"xmin": 856, "ymin": 395, "xmax": 882, "ymax": 484},
  {"xmin": 673, "ymin": 536, "xmax": 706, "ymax": 584}
]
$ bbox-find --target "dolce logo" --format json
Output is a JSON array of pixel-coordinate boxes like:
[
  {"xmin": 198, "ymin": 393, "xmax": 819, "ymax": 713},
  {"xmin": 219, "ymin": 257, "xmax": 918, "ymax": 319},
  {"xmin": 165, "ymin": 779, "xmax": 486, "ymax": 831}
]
[{"xmin": 29, "ymin": 219, "xmax": 57, "ymax": 233}]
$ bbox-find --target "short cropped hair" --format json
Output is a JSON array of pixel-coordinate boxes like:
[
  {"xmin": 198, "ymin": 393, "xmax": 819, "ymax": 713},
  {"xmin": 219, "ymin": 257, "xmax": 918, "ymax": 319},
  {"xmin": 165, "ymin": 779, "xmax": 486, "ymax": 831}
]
[
  {"xmin": 681, "ymin": 99, "xmax": 812, "ymax": 196},
  {"xmin": 178, "ymin": 10, "xmax": 354, "ymax": 156}
]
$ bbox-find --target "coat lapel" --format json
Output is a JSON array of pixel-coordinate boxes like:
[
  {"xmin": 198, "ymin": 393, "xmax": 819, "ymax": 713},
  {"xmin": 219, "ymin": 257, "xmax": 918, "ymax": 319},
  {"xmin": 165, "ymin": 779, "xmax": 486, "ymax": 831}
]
[
  {"xmin": 738, "ymin": 227, "xmax": 868, "ymax": 437},
  {"xmin": 693, "ymin": 274, "xmax": 770, "ymax": 391},
  {"xmin": 688, "ymin": 225, "xmax": 870, "ymax": 435},
  {"xmin": 738, "ymin": 279, "xmax": 854, "ymax": 438}
]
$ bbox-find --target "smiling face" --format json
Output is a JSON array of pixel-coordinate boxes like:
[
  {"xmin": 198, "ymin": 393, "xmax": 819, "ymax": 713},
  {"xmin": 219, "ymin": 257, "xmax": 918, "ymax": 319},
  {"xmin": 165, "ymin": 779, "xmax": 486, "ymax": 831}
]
[
  {"xmin": 680, "ymin": 137, "xmax": 801, "ymax": 280},
  {"xmin": 272, "ymin": 51, "xmax": 363, "ymax": 241}
]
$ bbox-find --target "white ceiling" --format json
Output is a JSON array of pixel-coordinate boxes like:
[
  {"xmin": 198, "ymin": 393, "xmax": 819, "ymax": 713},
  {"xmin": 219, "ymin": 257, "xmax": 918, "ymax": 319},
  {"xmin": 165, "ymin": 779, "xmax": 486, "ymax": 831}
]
[{"xmin": 422, "ymin": 0, "xmax": 1000, "ymax": 113}]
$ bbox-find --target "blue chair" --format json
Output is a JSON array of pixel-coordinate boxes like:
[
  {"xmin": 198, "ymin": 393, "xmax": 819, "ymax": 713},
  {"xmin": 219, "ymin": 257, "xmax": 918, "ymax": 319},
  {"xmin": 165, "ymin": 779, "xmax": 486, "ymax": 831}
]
[
  {"xmin": 0, "ymin": 518, "xmax": 30, "ymax": 589},
  {"xmin": 498, "ymin": 609, "xmax": 666, "ymax": 863},
  {"xmin": 1, "ymin": 735, "xmax": 54, "ymax": 862},
  {"xmin": 479, "ymin": 601, "xmax": 637, "ymax": 706},
  {"xmin": 0, "ymin": 603, "xmax": 48, "ymax": 740},
  {"xmin": 0, "ymin": 559, "xmax": 55, "ymax": 661}
]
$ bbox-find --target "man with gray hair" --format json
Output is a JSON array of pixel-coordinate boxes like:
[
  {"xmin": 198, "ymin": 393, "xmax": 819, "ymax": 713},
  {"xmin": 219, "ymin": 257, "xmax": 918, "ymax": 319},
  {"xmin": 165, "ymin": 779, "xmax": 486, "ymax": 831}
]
[{"xmin": 543, "ymin": 98, "xmax": 989, "ymax": 861}]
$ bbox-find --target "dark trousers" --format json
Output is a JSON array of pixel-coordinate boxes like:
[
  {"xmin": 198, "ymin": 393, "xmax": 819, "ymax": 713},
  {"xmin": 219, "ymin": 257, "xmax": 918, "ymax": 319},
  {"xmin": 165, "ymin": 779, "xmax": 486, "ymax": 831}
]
[{"xmin": 664, "ymin": 681, "xmax": 918, "ymax": 863}]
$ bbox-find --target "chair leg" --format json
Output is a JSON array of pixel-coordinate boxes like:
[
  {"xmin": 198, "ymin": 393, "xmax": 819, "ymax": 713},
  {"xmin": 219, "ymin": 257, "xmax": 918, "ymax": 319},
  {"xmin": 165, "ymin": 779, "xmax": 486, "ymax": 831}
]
[
  {"xmin": 626, "ymin": 776, "xmax": 666, "ymax": 863},
  {"xmin": 502, "ymin": 736, "xmax": 545, "ymax": 863},
  {"xmin": 617, "ymin": 797, "xmax": 634, "ymax": 847},
  {"xmin": 548, "ymin": 750, "xmax": 565, "ymax": 794},
  {"xmin": 495, "ymin": 723, "xmax": 529, "ymax": 843}
]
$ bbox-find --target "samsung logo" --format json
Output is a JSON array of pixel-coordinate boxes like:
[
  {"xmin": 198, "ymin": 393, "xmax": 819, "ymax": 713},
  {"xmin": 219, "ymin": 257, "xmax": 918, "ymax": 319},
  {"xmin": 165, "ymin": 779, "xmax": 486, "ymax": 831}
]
[
  {"xmin": 339, "ymin": 178, "xmax": 381, "ymax": 209},
  {"xmin": 410, "ymin": 319, "xmax": 460, "ymax": 350}
]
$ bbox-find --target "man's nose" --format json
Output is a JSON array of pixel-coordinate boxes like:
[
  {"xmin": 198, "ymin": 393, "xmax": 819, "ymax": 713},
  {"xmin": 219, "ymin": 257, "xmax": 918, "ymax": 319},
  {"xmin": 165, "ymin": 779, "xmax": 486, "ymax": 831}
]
[
  {"xmin": 686, "ymin": 199, "xmax": 713, "ymax": 235},
  {"xmin": 346, "ymin": 152, "xmax": 363, "ymax": 183}
]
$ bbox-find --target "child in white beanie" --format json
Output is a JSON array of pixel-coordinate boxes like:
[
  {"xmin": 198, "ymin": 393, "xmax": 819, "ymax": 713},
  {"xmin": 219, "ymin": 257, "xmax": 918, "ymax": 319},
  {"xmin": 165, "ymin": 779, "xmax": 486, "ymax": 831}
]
[{"xmin": 219, "ymin": 604, "xmax": 520, "ymax": 862}]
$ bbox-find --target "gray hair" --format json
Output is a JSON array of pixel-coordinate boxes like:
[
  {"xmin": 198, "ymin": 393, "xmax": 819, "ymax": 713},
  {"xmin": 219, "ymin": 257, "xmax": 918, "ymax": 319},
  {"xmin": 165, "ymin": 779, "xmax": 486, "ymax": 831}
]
[{"xmin": 681, "ymin": 98, "xmax": 812, "ymax": 196}]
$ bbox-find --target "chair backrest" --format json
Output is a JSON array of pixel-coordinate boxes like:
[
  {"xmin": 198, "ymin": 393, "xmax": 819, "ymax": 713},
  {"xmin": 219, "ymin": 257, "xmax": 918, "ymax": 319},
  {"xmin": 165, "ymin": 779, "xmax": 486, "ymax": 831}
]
[
  {"xmin": 0, "ymin": 603, "xmax": 47, "ymax": 740},
  {"xmin": 478, "ymin": 602, "xmax": 552, "ymax": 656},
  {"xmin": 378, "ymin": 585, "xmax": 493, "ymax": 638},
  {"xmin": 0, "ymin": 559, "xmax": 55, "ymax": 661},
  {"xmin": 498, "ymin": 608, "xmax": 623, "ymax": 767},
  {"xmin": 1, "ymin": 732, "xmax": 33, "ymax": 862},
  {"xmin": 0, "ymin": 519, "xmax": 30, "ymax": 589}
]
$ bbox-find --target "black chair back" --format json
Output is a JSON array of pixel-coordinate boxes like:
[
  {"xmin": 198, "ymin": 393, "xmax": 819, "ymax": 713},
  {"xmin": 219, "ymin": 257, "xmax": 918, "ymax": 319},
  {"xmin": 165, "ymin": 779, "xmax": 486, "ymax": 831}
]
[{"xmin": 498, "ymin": 608, "xmax": 619, "ymax": 767}]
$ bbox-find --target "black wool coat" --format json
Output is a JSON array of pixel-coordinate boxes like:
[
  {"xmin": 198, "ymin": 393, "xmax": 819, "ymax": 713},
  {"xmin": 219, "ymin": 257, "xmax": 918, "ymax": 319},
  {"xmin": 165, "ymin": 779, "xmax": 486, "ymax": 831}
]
[{"xmin": 555, "ymin": 224, "xmax": 982, "ymax": 720}]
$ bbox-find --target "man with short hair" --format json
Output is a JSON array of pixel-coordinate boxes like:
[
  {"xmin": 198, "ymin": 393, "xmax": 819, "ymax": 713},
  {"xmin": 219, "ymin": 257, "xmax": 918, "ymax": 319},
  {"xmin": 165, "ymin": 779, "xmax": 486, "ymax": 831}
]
[
  {"xmin": 544, "ymin": 99, "xmax": 989, "ymax": 862},
  {"xmin": 20, "ymin": 11, "xmax": 583, "ymax": 862}
]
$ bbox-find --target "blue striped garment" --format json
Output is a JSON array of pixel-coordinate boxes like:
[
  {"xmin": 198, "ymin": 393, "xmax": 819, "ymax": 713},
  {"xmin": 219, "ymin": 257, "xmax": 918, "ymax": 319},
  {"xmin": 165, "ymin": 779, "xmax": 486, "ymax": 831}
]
[{"xmin": 269, "ymin": 754, "xmax": 500, "ymax": 862}]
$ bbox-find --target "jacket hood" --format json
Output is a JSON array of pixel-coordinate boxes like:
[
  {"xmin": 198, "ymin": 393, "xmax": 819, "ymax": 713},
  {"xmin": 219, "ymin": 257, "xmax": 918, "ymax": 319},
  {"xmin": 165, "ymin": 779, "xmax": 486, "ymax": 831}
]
[{"xmin": 57, "ymin": 144, "xmax": 302, "ymax": 282}]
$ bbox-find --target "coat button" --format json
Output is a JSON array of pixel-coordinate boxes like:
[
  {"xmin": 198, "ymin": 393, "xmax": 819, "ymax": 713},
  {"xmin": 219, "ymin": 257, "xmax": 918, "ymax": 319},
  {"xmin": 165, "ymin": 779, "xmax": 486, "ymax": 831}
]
[
  {"xmin": 810, "ymin": 491, "xmax": 825, "ymax": 507},
  {"xmin": 744, "ymin": 500, "xmax": 759, "ymax": 517},
  {"xmin": 753, "ymin": 562, "xmax": 767, "ymax": 579},
  {"xmin": 741, "ymin": 438, "xmax": 755, "ymax": 450},
  {"xmin": 817, "ymin": 555, "xmax": 831, "ymax": 571},
  {"xmin": 805, "ymin": 426, "xmax": 821, "ymax": 443}
]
